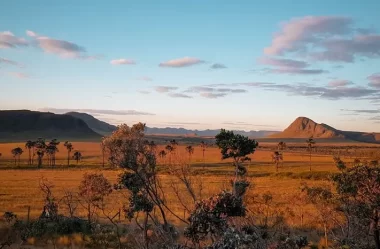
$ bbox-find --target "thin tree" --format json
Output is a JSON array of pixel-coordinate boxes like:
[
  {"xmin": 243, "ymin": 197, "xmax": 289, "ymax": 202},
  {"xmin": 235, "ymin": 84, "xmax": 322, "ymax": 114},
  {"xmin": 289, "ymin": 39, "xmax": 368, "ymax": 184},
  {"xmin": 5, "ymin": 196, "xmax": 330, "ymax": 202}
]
[
  {"xmin": 272, "ymin": 151, "xmax": 283, "ymax": 172},
  {"xmin": 277, "ymin": 141, "xmax": 287, "ymax": 167},
  {"xmin": 165, "ymin": 144, "xmax": 174, "ymax": 164},
  {"xmin": 25, "ymin": 140, "xmax": 35, "ymax": 166},
  {"xmin": 64, "ymin": 141, "xmax": 73, "ymax": 166},
  {"xmin": 100, "ymin": 137, "xmax": 106, "ymax": 168},
  {"xmin": 185, "ymin": 145, "xmax": 194, "ymax": 162},
  {"xmin": 34, "ymin": 138, "xmax": 46, "ymax": 168},
  {"xmin": 200, "ymin": 141, "xmax": 207, "ymax": 169},
  {"xmin": 48, "ymin": 139, "xmax": 60, "ymax": 166},
  {"xmin": 11, "ymin": 147, "xmax": 23, "ymax": 166},
  {"xmin": 73, "ymin": 151, "xmax": 82, "ymax": 164},
  {"xmin": 306, "ymin": 136, "xmax": 316, "ymax": 171},
  {"xmin": 158, "ymin": 150, "xmax": 167, "ymax": 159}
]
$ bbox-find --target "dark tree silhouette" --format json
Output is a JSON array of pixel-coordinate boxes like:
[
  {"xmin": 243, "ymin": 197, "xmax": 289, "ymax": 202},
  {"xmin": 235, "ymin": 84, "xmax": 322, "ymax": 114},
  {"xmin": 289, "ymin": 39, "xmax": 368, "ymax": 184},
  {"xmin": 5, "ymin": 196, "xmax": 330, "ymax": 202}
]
[
  {"xmin": 34, "ymin": 138, "xmax": 46, "ymax": 168},
  {"xmin": 199, "ymin": 141, "xmax": 207, "ymax": 169},
  {"xmin": 47, "ymin": 139, "xmax": 60, "ymax": 167},
  {"xmin": 185, "ymin": 145, "xmax": 194, "ymax": 162},
  {"xmin": 306, "ymin": 136, "xmax": 316, "ymax": 171},
  {"xmin": 100, "ymin": 137, "xmax": 106, "ymax": 168},
  {"xmin": 25, "ymin": 140, "xmax": 35, "ymax": 166},
  {"xmin": 158, "ymin": 150, "xmax": 167, "ymax": 159},
  {"xmin": 64, "ymin": 141, "xmax": 73, "ymax": 166},
  {"xmin": 215, "ymin": 129, "xmax": 258, "ymax": 196},
  {"xmin": 277, "ymin": 141, "xmax": 287, "ymax": 166},
  {"xmin": 73, "ymin": 151, "xmax": 82, "ymax": 164},
  {"xmin": 272, "ymin": 151, "xmax": 283, "ymax": 172},
  {"xmin": 11, "ymin": 147, "xmax": 23, "ymax": 166}
]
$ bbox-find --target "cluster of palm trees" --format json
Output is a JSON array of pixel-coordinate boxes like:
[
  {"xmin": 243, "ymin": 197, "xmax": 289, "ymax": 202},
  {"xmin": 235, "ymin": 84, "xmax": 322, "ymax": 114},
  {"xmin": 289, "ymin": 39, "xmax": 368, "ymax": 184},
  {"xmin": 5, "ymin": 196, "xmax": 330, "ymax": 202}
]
[
  {"xmin": 157, "ymin": 140, "xmax": 209, "ymax": 167},
  {"xmin": 6, "ymin": 139, "xmax": 82, "ymax": 167},
  {"xmin": 272, "ymin": 137, "xmax": 316, "ymax": 172}
]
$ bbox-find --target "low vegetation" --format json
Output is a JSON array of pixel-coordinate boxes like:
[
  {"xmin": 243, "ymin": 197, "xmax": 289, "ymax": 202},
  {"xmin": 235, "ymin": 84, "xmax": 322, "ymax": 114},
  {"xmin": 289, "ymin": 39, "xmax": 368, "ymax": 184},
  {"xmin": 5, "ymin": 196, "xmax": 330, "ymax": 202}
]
[{"xmin": 0, "ymin": 124, "xmax": 380, "ymax": 248}]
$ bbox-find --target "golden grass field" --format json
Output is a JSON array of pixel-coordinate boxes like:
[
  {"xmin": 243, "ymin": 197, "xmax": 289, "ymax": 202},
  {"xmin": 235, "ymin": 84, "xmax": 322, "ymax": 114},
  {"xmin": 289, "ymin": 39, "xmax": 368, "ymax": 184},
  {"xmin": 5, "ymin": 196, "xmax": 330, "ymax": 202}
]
[
  {"xmin": 0, "ymin": 142, "xmax": 360, "ymax": 219},
  {"xmin": 1, "ymin": 140, "xmax": 379, "ymax": 247}
]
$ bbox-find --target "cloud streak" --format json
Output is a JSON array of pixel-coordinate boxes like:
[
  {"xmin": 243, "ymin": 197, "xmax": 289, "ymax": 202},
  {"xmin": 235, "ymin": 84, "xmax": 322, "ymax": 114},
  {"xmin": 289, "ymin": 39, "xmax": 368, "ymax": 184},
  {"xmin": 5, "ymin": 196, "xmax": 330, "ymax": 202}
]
[
  {"xmin": 154, "ymin": 86, "xmax": 178, "ymax": 93},
  {"xmin": 210, "ymin": 63, "xmax": 227, "ymax": 69},
  {"xmin": 0, "ymin": 31, "xmax": 28, "ymax": 49},
  {"xmin": 110, "ymin": 58, "xmax": 136, "ymax": 65},
  {"xmin": 0, "ymin": 57, "xmax": 19, "ymax": 66},
  {"xmin": 168, "ymin": 93, "xmax": 192, "ymax": 98},
  {"xmin": 159, "ymin": 57, "xmax": 205, "ymax": 68},
  {"xmin": 328, "ymin": 79, "xmax": 353, "ymax": 87},
  {"xmin": 368, "ymin": 73, "xmax": 380, "ymax": 88}
]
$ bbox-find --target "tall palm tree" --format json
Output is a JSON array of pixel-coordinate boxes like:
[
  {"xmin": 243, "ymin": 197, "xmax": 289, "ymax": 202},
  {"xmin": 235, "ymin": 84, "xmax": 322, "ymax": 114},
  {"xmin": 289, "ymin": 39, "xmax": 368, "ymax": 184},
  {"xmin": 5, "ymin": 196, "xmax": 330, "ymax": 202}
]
[
  {"xmin": 306, "ymin": 136, "xmax": 316, "ymax": 171},
  {"xmin": 277, "ymin": 141, "xmax": 287, "ymax": 167},
  {"xmin": 48, "ymin": 139, "xmax": 60, "ymax": 167},
  {"xmin": 165, "ymin": 145, "xmax": 174, "ymax": 164},
  {"xmin": 11, "ymin": 147, "xmax": 23, "ymax": 166},
  {"xmin": 25, "ymin": 140, "xmax": 35, "ymax": 166},
  {"xmin": 185, "ymin": 145, "xmax": 194, "ymax": 162},
  {"xmin": 200, "ymin": 141, "xmax": 207, "ymax": 169},
  {"xmin": 158, "ymin": 150, "xmax": 167, "ymax": 159},
  {"xmin": 100, "ymin": 137, "xmax": 106, "ymax": 168},
  {"xmin": 34, "ymin": 138, "xmax": 46, "ymax": 168},
  {"xmin": 272, "ymin": 151, "xmax": 283, "ymax": 172},
  {"xmin": 73, "ymin": 151, "xmax": 82, "ymax": 164},
  {"xmin": 64, "ymin": 141, "xmax": 74, "ymax": 166}
]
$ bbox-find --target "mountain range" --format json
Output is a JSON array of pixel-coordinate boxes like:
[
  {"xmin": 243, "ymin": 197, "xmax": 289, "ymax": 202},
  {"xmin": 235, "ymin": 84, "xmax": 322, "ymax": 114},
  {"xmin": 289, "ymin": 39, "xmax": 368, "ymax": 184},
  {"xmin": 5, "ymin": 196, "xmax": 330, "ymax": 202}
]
[{"xmin": 0, "ymin": 110, "xmax": 379, "ymax": 143}]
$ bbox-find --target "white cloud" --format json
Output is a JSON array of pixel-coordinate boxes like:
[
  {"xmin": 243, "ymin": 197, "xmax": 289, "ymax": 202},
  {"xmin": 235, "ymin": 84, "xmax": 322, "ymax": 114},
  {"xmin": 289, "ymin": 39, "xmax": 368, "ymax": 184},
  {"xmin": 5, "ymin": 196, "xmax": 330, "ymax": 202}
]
[
  {"xmin": 110, "ymin": 58, "xmax": 136, "ymax": 65},
  {"xmin": 159, "ymin": 57, "xmax": 205, "ymax": 68}
]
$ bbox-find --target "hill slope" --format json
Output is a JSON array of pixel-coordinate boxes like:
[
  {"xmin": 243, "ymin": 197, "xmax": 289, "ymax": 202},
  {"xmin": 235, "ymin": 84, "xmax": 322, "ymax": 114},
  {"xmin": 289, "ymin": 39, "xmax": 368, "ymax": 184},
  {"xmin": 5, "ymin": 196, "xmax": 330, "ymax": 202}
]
[
  {"xmin": 0, "ymin": 110, "xmax": 101, "ymax": 141},
  {"xmin": 66, "ymin": 112, "xmax": 116, "ymax": 135},
  {"xmin": 270, "ymin": 117, "xmax": 380, "ymax": 143}
]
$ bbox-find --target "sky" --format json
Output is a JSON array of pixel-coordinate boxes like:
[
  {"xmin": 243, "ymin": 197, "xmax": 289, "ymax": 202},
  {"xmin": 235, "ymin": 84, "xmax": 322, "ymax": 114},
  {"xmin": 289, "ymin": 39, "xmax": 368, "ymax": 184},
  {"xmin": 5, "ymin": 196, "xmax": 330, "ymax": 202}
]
[{"xmin": 1, "ymin": 0, "xmax": 380, "ymax": 132}]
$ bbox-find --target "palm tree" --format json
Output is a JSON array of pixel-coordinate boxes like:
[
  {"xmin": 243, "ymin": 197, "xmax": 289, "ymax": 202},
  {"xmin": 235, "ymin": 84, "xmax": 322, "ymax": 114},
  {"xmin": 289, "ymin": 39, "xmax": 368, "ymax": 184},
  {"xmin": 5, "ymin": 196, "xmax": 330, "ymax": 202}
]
[
  {"xmin": 34, "ymin": 138, "xmax": 46, "ymax": 168},
  {"xmin": 306, "ymin": 136, "xmax": 316, "ymax": 171},
  {"xmin": 277, "ymin": 141, "xmax": 287, "ymax": 166},
  {"xmin": 73, "ymin": 151, "xmax": 82, "ymax": 164},
  {"xmin": 11, "ymin": 147, "xmax": 23, "ymax": 166},
  {"xmin": 101, "ymin": 137, "xmax": 106, "ymax": 168},
  {"xmin": 272, "ymin": 151, "xmax": 283, "ymax": 172},
  {"xmin": 158, "ymin": 150, "xmax": 167, "ymax": 159},
  {"xmin": 165, "ymin": 145, "xmax": 174, "ymax": 164},
  {"xmin": 48, "ymin": 139, "xmax": 60, "ymax": 167},
  {"xmin": 185, "ymin": 145, "xmax": 194, "ymax": 162},
  {"xmin": 25, "ymin": 140, "xmax": 35, "ymax": 165},
  {"xmin": 64, "ymin": 141, "xmax": 74, "ymax": 166},
  {"xmin": 200, "ymin": 141, "xmax": 207, "ymax": 169}
]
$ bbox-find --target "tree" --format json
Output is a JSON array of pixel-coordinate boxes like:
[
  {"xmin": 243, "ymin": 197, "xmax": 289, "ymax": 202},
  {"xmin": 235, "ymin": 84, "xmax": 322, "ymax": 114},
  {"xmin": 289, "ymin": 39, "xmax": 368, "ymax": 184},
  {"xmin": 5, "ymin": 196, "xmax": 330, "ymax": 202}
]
[
  {"xmin": 199, "ymin": 141, "xmax": 207, "ymax": 169},
  {"xmin": 277, "ymin": 141, "xmax": 287, "ymax": 166},
  {"xmin": 63, "ymin": 141, "xmax": 73, "ymax": 166},
  {"xmin": 73, "ymin": 151, "xmax": 82, "ymax": 164},
  {"xmin": 332, "ymin": 159, "xmax": 380, "ymax": 248},
  {"xmin": 215, "ymin": 129, "xmax": 258, "ymax": 196},
  {"xmin": 272, "ymin": 151, "xmax": 283, "ymax": 172},
  {"xmin": 103, "ymin": 123, "xmax": 186, "ymax": 247},
  {"xmin": 306, "ymin": 136, "xmax": 315, "ymax": 171},
  {"xmin": 158, "ymin": 150, "xmax": 167, "ymax": 159},
  {"xmin": 185, "ymin": 145, "xmax": 194, "ymax": 162},
  {"xmin": 11, "ymin": 147, "xmax": 23, "ymax": 166},
  {"xmin": 25, "ymin": 140, "xmax": 35, "ymax": 165},
  {"xmin": 34, "ymin": 138, "xmax": 46, "ymax": 168},
  {"xmin": 78, "ymin": 173, "xmax": 112, "ymax": 222},
  {"xmin": 100, "ymin": 137, "xmax": 106, "ymax": 168},
  {"xmin": 165, "ymin": 144, "xmax": 175, "ymax": 164},
  {"xmin": 48, "ymin": 139, "xmax": 60, "ymax": 167}
]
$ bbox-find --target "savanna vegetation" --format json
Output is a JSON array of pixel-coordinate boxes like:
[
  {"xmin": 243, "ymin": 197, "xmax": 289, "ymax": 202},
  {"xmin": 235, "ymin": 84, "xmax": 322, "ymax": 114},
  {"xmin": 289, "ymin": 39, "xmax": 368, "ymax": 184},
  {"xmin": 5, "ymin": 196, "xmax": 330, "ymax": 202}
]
[{"xmin": 0, "ymin": 124, "xmax": 380, "ymax": 249}]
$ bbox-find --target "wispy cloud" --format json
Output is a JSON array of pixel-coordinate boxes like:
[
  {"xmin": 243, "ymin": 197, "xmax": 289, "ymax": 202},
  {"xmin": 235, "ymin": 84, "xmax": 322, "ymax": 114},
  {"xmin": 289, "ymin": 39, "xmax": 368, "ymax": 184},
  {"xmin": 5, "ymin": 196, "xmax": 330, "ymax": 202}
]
[
  {"xmin": 0, "ymin": 57, "xmax": 20, "ymax": 66},
  {"xmin": 154, "ymin": 86, "xmax": 178, "ymax": 93},
  {"xmin": 159, "ymin": 57, "xmax": 205, "ymax": 68},
  {"xmin": 328, "ymin": 79, "xmax": 353, "ymax": 87},
  {"xmin": 27, "ymin": 30, "xmax": 98, "ymax": 60},
  {"xmin": 110, "ymin": 58, "xmax": 136, "ymax": 65},
  {"xmin": 138, "ymin": 90, "xmax": 150, "ymax": 94},
  {"xmin": 168, "ymin": 93, "xmax": 193, "ymax": 98},
  {"xmin": 341, "ymin": 109, "xmax": 380, "ymax": 114},
  {"xmin": 210, "ymin": 63, "xmax": 227, "ymax": 69},
  {"xmin": 0, "ymin": 31, "xmax": 28, "ymax": 49},
  {"xmin": 368, "ymin": 73, "xmax": 380, "ymax": 88},
  {"xmin": 264, "ymin": 16, "xmax": 380, "ymax": 62},
  {"xmin": 259, "ymin": 57, "xmax": 309, "ymax": 68},
  {"xmin": 200, "ymin": 92, "xmax": 228, "ymax": 99},
  {"xmin": 39, "ymin": 108, "xmax": 155, "ymax": 116},
  {"xmin": 369, "ymin": 116, "xmax": 380, "ymax": 120}
]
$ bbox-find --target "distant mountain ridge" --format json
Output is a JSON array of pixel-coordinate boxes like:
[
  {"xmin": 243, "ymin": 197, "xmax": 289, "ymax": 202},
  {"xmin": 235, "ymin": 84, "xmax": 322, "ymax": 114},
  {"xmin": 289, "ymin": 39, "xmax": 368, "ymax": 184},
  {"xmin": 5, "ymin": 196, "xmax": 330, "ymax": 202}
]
[
  {"xmin": 66, "ymin": 112, "xmax": 279, "ymax": 138},
  {"xmin": 270, "ymin": 117, "xmax": 380, "ymax": 143},
  {"xmin": 0, "ymin": 110, "xmax": 100, "ymax": 141}
]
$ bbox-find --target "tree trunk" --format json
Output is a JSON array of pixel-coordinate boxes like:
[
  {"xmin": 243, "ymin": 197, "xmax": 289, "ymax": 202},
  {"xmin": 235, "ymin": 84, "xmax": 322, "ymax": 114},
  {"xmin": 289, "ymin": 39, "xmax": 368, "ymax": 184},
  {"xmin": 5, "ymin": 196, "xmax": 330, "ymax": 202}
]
[
  {"xmin": 324, "ymin": 223, "xmax": 328, "ymax": 248},
  {"xmin": 202, "ymin": 150, "xmax": 205, "ymax": 169},
  {"xmin": 309, "ymin": 152, "xmax": 312, "ymax": 171},
  {"xmin": 67, "ymin": 151, "xmax": 70, "ymax": 166},
  {"xmin": 143, "ymin": 212, "xmax": 149, "ymax": 249},
  {"xmin": 28, "ymin": 149, "xmax": 31, "ymax": 165},
  {"xmin": 102, "ymin": 150, "xmax": 105, "ymax": 167}
]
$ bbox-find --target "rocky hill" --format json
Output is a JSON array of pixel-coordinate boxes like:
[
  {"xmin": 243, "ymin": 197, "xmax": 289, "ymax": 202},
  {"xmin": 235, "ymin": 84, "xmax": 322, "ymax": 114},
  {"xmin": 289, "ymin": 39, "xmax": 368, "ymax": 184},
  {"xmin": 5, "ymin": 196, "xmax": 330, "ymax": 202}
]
[
  {"xmin": 0, "ymin": 110, "xmax": 101, "ymax": 141},
  {"xmin": 66, "ymin": 112, "xmax": 116, "ymax": 135},
  {"xmin": 270, "ymin": 117, "xmax": 380, "ymax": 143}
]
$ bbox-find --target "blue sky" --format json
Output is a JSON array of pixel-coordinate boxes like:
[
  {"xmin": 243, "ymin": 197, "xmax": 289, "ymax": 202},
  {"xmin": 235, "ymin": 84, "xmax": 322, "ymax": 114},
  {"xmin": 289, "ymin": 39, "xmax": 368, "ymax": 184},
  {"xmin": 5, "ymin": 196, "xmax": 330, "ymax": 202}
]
[{"xmin": 1, "ymin": 1, "xmax": 380, "ymax": 132}]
